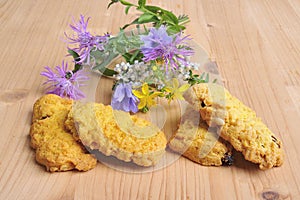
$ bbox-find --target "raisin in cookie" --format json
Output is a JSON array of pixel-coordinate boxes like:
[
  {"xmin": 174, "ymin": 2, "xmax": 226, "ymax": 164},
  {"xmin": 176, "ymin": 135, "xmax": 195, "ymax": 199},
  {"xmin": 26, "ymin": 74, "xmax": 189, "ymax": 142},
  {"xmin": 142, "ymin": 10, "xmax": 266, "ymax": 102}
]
[{"xmin": 185, "ymin": 83, "xmax": 284, "ymax": 169}]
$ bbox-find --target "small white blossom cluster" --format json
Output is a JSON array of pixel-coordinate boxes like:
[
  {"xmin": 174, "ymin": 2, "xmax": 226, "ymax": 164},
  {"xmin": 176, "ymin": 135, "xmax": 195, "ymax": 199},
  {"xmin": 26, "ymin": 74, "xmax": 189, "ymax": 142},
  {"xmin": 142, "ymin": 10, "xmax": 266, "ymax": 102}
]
[
  {"xmin": 113, "ymin": 60, "xmax": 199, "ymax": 89},
  {"xmin": 176, "ymin": 61, "xmax": 199, "ymax": 80},
  {"xmin": 113, "ymin": 61, "xmax": 156, "ymax": 88}
]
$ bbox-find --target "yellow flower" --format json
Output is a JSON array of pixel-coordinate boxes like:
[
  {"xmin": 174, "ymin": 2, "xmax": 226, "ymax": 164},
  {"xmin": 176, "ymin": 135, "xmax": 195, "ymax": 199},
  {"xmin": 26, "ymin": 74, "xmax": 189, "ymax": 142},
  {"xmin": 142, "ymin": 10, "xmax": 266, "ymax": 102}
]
[
  {"xmin": 165, "ymin": 78, "xmax": 190, "ymax": 103},
  {"xmin": 132, "ymin": 83, "xmax": 161, "ymax": 110},
  {"xmin": 152, "ymin": 65, "xmax": 158, "ymax": 71}
]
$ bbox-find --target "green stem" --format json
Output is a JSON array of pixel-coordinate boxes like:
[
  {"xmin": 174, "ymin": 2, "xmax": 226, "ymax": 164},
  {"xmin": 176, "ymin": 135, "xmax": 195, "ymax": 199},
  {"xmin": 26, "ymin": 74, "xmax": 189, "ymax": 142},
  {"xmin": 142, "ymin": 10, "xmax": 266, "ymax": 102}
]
[{"xmin": 138, "ymin": 6, "xmax": 158, "ymax": 17}]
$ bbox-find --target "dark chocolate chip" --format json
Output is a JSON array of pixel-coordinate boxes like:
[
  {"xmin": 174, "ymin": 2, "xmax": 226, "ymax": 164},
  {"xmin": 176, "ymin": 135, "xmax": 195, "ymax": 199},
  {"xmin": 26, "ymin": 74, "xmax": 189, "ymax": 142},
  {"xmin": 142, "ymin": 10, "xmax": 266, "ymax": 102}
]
[{"xmin": 201, "ymin": 101, "xmax": 206, "ymax": 107}]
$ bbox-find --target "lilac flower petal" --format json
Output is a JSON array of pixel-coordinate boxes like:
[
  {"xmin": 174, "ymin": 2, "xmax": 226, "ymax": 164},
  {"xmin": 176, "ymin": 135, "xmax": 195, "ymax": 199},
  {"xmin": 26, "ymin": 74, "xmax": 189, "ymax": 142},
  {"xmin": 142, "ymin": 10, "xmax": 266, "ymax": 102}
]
[
  {"xmin": 129, "ymin": 98, "xmax": 139, "ymax": 113},
  {"xmin": 65, "ymin": 15, "xmax": 109, "ymax": 65},
  {"xmin": 111, "ymin": 98, "xmax": 122, "ymax": 110},
  {"xmin": 40, "ymin": 61, "xmax": 88, "ymax": 100},
  {"xmin": 140, "ymin": 25, "xmax": 194, "ymax": 71},
  {"xmin": 114, "ymin": 84, "xmax": 125, "ymax": 102},
  {"xmin": 111, "ymin": 83, "xmax": 139, "ymax": 113},
  {"xmin": 122, "ymin": 99, "xmax": 130, "ymax": 112}
]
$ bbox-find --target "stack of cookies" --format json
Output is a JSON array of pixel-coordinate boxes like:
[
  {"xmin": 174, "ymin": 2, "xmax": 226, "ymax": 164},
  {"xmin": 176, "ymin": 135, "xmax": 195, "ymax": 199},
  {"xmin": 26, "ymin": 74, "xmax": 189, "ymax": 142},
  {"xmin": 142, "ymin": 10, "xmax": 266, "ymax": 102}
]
[
  {"xmin": 30, "ymin": 94, "xmax": 167, "ymax": 172},
  {"xmin": 173, "ymin": 83, "xmax": 284, "ymax": 170}
]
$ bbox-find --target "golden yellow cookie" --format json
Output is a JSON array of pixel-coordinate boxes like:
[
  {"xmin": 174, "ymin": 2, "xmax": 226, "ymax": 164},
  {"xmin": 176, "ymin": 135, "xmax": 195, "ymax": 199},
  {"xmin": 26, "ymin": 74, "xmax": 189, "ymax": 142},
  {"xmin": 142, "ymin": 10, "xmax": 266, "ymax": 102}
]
[
  {"xmin": 185, "ymin": 83, "xmax": 284, "ymax": 169},
  {"xmin": 169, "ymin": 106, "xmax": 233, "ymax": 166},
  {"xmin": 30, "ymin": 94, "xmax": 97, "ymax": 172},
  {"xmin": 65, "ymin": 102, "xmax": 167, "ymax": 167}
]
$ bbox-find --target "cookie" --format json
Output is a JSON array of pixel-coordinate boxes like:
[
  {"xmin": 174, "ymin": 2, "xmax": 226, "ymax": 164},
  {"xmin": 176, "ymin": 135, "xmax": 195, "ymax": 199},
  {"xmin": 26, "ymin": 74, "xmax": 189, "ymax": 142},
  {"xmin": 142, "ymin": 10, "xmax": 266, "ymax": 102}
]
[
  {"xmin": 65, "ymin": 102, "xmax": 167, "ymax": 167},
  {"xmin": 185, "ymin": 83, "xmax": 284, "ymax": 169},
  {"xmin": 30, "ymin": 94, "xmax": 97, "ymax": 172},
  {"xmin": 168, "ymin": 106, "xmax": 233, "ymax": 166}
]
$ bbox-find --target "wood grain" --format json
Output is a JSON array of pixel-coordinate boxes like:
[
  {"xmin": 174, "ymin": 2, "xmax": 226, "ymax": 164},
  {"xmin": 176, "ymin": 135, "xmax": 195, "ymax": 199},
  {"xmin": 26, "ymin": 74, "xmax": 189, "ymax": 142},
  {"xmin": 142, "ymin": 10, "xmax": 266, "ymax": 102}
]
[{"xmin": 1, "ymin": 0, "xmax": 300, "ymax": 199}]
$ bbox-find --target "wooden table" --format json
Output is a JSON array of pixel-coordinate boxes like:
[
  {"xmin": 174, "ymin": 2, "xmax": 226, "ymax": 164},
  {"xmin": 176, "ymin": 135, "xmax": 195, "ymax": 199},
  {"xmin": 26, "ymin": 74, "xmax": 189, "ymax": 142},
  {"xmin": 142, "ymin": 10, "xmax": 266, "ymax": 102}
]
[{"xmin": 1, "ymin": 0, "xmax": 300, "ymax": 199}]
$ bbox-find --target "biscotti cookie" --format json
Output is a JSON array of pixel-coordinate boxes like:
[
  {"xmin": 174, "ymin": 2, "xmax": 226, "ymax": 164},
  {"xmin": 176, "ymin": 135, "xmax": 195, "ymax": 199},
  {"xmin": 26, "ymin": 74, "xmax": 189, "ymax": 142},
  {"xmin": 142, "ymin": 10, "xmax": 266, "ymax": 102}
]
[
  {"xmin": 169, "ymin": 106, "xmax": 233, "ymax": 166},
  {"xmin": 30, "ymin": 94, "xmax": 97, "ymax": 172},
  {"xmin": 185, "ymin": 83, "xmax": 284, "ymax": 169},
  {"xmin": 65, "ymin": 102, "xmax": 167, "ymax": 167}
]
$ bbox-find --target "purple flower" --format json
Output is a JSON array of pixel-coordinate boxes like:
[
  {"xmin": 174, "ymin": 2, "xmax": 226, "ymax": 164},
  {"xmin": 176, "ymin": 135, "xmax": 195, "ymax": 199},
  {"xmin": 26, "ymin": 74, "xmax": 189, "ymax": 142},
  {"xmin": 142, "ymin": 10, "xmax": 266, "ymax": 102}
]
[
  {"xmin": 40, "ymin": 61, "xmax": 88, "ymax": 100},
  {"xmin": 66, "ymin": 15, "xmax": 109, "ymax": 64},
  {"xmin": 140, "ymin": 25, "xmax": 194, "ymax": 71},
  {"xmin": 111, "ymin": 83, "xmax": 139, "ymax": 113}
]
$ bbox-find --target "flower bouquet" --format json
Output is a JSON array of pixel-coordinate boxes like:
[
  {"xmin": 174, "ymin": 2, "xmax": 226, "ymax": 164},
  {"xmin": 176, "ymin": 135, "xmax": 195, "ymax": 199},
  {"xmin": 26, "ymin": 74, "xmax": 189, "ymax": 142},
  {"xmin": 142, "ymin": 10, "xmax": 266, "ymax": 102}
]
[{"xmin": 41, "ymin": 0, "xmax": 219, "ymax": 113}]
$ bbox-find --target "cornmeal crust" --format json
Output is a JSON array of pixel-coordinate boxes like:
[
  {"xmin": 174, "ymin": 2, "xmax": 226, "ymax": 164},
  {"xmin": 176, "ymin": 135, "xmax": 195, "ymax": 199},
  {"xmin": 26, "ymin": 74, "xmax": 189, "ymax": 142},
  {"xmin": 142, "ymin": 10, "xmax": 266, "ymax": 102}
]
[
  {"xmin": 30, "ymin": 94, "xmax": 97, "ymax": 172},
  {"xmin": 185, "ymin": 83, "xmax": 284, "ymax": 169},
  {"xmin": 169, "ymin": 106, "xmax": 233, "ymax": 166},
  {"xmin": 65, "ymin": 102, "xmax": 167, "ymax": 167}
]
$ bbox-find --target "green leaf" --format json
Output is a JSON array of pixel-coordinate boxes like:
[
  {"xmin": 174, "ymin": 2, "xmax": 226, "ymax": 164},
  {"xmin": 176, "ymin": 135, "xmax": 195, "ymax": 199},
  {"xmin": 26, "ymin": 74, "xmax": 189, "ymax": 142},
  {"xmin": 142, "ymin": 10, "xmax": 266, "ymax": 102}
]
[
  {"xmin": 122, "ymin": 50, "xmax": 143, "ymax": 64},
  {"xmin": 177, "ymin": 25, "xmax": 186, "ymax": 30},
  {"xmin": 99, "ymin": 67, "xmax": 118, "ymax": 77},
  {"xmin": 178, "ymin": 14, "xmax": 190, "ymax": 25},
  {"xmin": 138, "ymin": 13, "xmax": 155, "ymax": 23},
  {"xmin": 107, "ymin": 0, "xmax": 119, "ymax": 9},
  {"xmin": 143, "ymin": 25, "xmax": 149, "ymax": 33},
  {"xmin": 205, "ymin": 73, "xmax": 209, "ymax": 83},
  {"xmin": 167, "ymin": 26, "xmax": 181, "ymax": 34},
  {"xmin": 122, "ymin": 24, "xmax": 131, "ymax": 30},
  {"xmin": 73, "ymin": 63, "xmax": 82, "ymax": 73},
  {"xmin": 141, "ymin": 106, "xmax": 149, "ymax": 113},
  {"xmin": 119, "ymin": 0, "xmax": 134, "ymax": 6},
  {"xmin": 122, "ymin": 53, "xmax": 132, "ymax": 61},
  {"xmin": 129, "ymin": 49, "xmax": 142, "ymax": 63},
  {"xmin": 122, "ymin": 18, "xmax": 140, "ymax": 29},
  {"xmin": 125, "ymin": 5, "xmax": 132, "ymax": 14},
  {"xmin": 68, "ymin": 49, "xmax": 80, "ymax": 62},
  {"xmin": 138, "ymin": 0, "xmax": 146, "ymax": 7},
  {"xmin": 144, "ymin": 5, "xmax": 161, "ymax": 13},
  {"xmin": 167, "ymin": 24, "xmax": 187, "ymax": 34},
  {"xmin": 68, "ymin": 49, "xmax": 82, "ymax": 73},
  {"xmin": 163, "ymin": 10, "xmax": 178, "ymax": 24}
]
